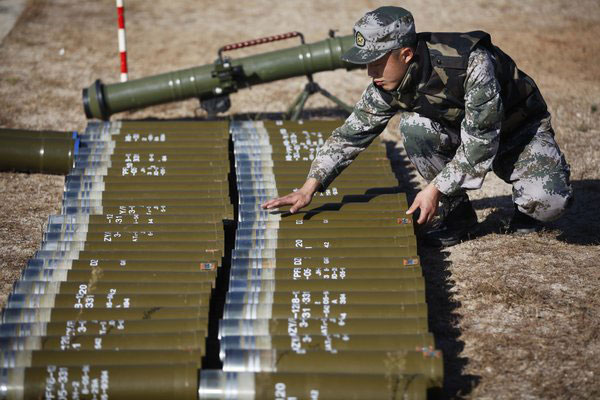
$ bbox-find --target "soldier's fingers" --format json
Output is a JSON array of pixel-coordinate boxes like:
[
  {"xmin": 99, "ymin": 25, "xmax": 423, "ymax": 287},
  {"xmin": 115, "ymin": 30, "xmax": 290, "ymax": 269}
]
[
  {"xmin": 266, "ymin": 192, "xmax": 299, "ymax": 209},
  {"xmin": 290, "ymin": 198, "xmax": 304, "ymax": 214},
  {"xmin": 263, "ymin": 197, "xmax": 286, "ymax": 209},
  {"xmin": 425, "ymin": 212, "xmax": 435, "ymax": 225},
  {"xmin": 417, "ymin": 206, "xmax": 429, "ymax": 225},
  {"xmin": 261, "ymin": 199, "xmax": 278, "ymax": 209},
  {"xmin": 405, "ymin": 198, "xmax": 419, "ymax": 215}
]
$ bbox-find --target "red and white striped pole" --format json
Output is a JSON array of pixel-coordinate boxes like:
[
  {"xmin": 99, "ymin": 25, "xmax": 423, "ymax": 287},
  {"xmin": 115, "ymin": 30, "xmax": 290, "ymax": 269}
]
[{"xmin": 116, "ymin": 0, "xmax": 128, "ymax": 82}]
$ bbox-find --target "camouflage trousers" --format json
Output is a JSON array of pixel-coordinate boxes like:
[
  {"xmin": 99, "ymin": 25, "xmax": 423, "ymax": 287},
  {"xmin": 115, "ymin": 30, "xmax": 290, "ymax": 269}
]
[{"xmin": 399, "ymin": 112, "xmax": 573, "ymax": 222}]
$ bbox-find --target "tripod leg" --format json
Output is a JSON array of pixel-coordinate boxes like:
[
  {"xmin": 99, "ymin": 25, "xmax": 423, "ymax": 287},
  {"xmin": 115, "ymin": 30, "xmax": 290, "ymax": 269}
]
[
  {"xmin": 318, "ymin": 87, "xmax": 354, "ymax": 114},
  {"xmin": 288, "ymin": 89, "xmax": 311, "ymax": 121}
]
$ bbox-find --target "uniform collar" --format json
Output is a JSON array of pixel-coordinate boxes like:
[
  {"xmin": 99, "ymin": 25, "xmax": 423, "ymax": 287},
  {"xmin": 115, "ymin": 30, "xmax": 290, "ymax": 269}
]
[{"xmin": 392, "ymin": 59, "xmax": 420, "ymax": 108}]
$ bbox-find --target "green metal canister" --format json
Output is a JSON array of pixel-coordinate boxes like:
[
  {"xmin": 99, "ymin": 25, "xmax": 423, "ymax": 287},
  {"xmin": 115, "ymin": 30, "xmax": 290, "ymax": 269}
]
[
  {"xmin": 199, "ymin": 370, "xmax": 428, "ymax": 400},
  {"xmin": 1, "ymin": 364, "xmax": 199, "ymax": 400}
]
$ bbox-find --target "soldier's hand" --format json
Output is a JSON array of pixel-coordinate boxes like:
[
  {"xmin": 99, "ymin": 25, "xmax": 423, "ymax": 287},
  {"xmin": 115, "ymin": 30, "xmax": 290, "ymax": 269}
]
[
  {"xmin": 406, "ymin": 183, "xmax": 442, "ymax": 225},
  {"xmin": 261, "ymin": 178, "xmax": 320, "ymax": 214}
]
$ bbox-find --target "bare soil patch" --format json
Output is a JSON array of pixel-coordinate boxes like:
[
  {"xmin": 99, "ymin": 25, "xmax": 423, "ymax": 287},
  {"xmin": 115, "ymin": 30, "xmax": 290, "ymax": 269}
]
[{"xmin": 1, "ymin": 0, "xmax": 599, "ymax": 398}]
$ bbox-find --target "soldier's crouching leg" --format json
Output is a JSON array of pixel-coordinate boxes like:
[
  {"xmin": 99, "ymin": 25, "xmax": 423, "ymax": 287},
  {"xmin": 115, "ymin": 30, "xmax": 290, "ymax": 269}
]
[
  {"xmin": 398, "ymin": 111, "xmax": 460, "ymax": 182},
  {"xmin": 398, "ymin": 111, "xmax": 473, "ymax": 227},
  {"xmin": 495, "ymin": 114, "xmax": 573, "ymax": 222}
]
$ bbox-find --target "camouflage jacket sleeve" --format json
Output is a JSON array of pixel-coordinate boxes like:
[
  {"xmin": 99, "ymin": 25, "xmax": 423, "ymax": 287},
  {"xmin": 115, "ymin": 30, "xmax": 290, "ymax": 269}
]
[
  {"xmin": 431, "ymin": 47, "xmax": 504, "ymax": 195},
  {"xmin": 307, "ymin": 83, "xmax": 398, "ymax": 190}
]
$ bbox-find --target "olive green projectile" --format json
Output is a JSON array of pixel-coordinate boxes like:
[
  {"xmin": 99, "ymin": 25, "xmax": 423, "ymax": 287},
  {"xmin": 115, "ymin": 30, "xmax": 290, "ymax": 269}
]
[
  {"xmin": 222, "ymin": 349, "xmax": 442, "ymax": 385},
  {"xmin": 234, "ymin": 235, "xmax": 415, "ymax": 250},
  {"xmin": 233, "ymin": 246, "xmax": 417, "ymax": 259},
  {"xmin": 28, "ymin": 258, "xmax": 218, "ymax": 273},
  {"xmin": 67, "ymin": 189, "xmax": 228, "ymax": 201},
  {"xmin": 199, "ymin": 370, "xmax": 427, "ymax": 400},
  {"xmin": 223, "ymin": 303, "xmax": 427, "ymax": 320},
  {"xmin": 7, "ymin": 292, "xmax": 211, "ymax": 309},
  {"xmin": 11, "ymin": 281, "xmax": 212, "ymax": 295},
  {"xmin": 49, "ymin": 222, "xmax": 224, "ymax": 234},
  {"xmin": 0, "ymin": 331, "xmax": 205, "ymax": 352},
  {"xmin": 68, "ymin": 180, "xmax": 230, "ymax": 192},
  {"xmin": 45, "ymin": 229, "xmax": 224, "ymax": 243},
  {"xmin": 0, "ymin": 319, "xmax": 208, "ymax": 337},
  {"xmin": 65, "ymin": 206, "xmax": 232, "ymax": 219},
  {"xmin": 3, "ymin": 364, "xmax": 198, "ymax": 400},
  {"xmin": 238, "ymin": 217, "xmax": 414, "ymax": 229},
  {"xmin": 220, "ymin": 333, "xmax": 434, "ymax": 353},
  {"xmin": 1, "ymin": 306, "xmax": 209, "ymax": 323},
  {"xmin": 38, "ymin": 249, "xmax": 223, "ymax": 262},
  {"xmin": 43, "ymin": 240, "xmax": 224, "ymax": 256},
  {"xmin": 226, "ymin": 290, "xmax": 425, "ymax": 306},
  {"xmin": 219, "ymin": 317, "xmax": 428, "ymax": 337},
  {"xmin": 229, "ymin": 277, "xmax": 424, "ymax": 293},
  {"xmin": 0, "ymin": 136, "xmax": 76, "ymax": 175},
  {"xmin": 0, "ymin": 349, "xmax": 203, "ymax": 367},
  {"xmin": 232, "ymin": 256, "xmax": 419, "ymax": 270},
  {"xmin": 229, "ymin": 266, "xmax": 422, "ymax": 281}
]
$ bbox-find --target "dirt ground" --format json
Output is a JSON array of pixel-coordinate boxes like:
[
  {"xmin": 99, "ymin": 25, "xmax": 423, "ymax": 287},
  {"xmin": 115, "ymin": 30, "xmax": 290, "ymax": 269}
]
[{"xmin": 1, "ymin": 0, "xmax": 599, "ymax": 398}]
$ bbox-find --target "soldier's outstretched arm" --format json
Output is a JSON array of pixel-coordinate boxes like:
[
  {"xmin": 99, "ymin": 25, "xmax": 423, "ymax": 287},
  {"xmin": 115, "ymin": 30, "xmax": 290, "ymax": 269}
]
[
  {"xmin": 307, "ymin": 83, "xmax": 398, "ymax": 190},
  {"xmin": 262, "ymin": 83, "xmax": 397, "ymax": 213}
]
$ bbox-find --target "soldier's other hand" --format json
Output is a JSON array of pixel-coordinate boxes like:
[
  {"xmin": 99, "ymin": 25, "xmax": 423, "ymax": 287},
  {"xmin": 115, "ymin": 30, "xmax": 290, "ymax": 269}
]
[
  {"xmin": 261, "ymin": 178, "xmax": 320, "ymax": 214},
  {"xmin": 406, "ymin": 183, "xmax": 442, "ymax": 225}
]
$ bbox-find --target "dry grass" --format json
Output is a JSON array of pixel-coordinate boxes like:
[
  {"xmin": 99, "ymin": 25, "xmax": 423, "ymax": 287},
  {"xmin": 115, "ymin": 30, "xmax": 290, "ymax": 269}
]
[{"xmin": 0, "ymin": 0, "xmax": 599, "ymax": 398}]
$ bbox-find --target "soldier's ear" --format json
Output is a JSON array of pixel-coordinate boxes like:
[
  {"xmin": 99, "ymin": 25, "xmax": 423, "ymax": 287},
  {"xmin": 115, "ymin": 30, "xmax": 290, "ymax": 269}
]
[{"xmin": 400, "ymin": 47, "xmax": 414, "ymax": 64}]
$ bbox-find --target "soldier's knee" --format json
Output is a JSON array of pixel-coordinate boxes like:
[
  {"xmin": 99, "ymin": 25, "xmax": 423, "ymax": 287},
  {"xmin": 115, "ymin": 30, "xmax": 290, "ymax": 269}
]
[
  {"xmin": 516, "ymin": 187, "xmax": 573, "ymax": 222},
  {"xmin": 398, "ymin": 112, "xmax": 441, "ymax": 157}
]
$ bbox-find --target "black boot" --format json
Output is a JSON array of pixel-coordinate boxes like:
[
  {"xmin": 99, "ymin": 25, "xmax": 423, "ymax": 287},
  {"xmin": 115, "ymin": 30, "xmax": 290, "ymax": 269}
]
[
  {"xmin": 508, "ymin": 205, "xmax": 542, "ymax": 234},
  {"xmin": 421, "ymin": 195, "xmax": 478, "ymax": 247}
]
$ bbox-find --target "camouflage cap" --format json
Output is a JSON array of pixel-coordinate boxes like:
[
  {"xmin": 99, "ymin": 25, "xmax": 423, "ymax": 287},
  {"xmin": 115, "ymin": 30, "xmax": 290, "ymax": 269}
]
[{"xmin": 342, "ymin": 6, "xmax": 416, "ymax": 65}]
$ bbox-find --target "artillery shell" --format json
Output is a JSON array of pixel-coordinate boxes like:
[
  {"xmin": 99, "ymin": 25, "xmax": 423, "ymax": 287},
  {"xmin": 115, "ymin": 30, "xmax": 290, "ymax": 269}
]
[
  {"xmin": 6, "ymin": 292, "xmax": 210, "ymax": 309},
  {"xmin": 26, "ymin": 258, "xmax": 218, "ymax": 273},
  {"xmin": 11, "ymin": 281, "xmax": 213, "ymax": 295},
  {"xmin": 1, "ymin": 306, "xmax": 209, "ymax": 323},
  {"xmin": 232, "ymin": 246, "xmax": 417, "ymax": 259},
  {"xmin": 219, "ymin": 333, "xmax": 434, "ymax": 353},
  {"xmin": 219, "ymin": 318, "xmax": 429, "ymax": 337},
  {"xmin": 0, "ymin": 331, "xmax": 205, "ymax": 352},
  {"xmin": 229, "ymin": 277, "xmax": 424, "ymax": 293},
  {"xmin": 222, "ymin": 349, "xmax": 443, "ymax": 387},
  {"xmin": 43, "ymin": 229, "xmax": 224, "ymax": 244},
  {"xmin": 222, "ymin": 303, "xmax": 427, "ymax": 320},
  {"xmin": 0, "ymin": 349, "xmax": 203, "ymax": 367},
  {"xmin": 1, "ymin": 364, "xmax": 199, "ymax": 400},
  {"xmin": 231, "ymin": 256, "xmax": 419, "ymax": 270},
  {"xmin": 34, "ymin": 249, "xmax": 223, "ymax": 262},
  {"xmin": 19, "ymin": 270, "xmax": 216, "ymax": 284},
  {"xmin": 225, "ymin": 290, "xmax": 426, "ymax": 306},
  {"xmin": 198, "ymin": 370, "xmax": 427, "ymax": 400},
  {"xmin": 229, "ymin": 266, "xmax": 421, "ymax": 281},
  {"xmin": 0, "ymin": 319, "xmax": 208, "ymax": 337}
]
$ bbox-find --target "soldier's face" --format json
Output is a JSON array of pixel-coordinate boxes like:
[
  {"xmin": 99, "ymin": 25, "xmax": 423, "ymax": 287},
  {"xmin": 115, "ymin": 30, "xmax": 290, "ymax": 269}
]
[{"xmin": 367, "ymin": 48, "xmax": 413, "ymax": 91}]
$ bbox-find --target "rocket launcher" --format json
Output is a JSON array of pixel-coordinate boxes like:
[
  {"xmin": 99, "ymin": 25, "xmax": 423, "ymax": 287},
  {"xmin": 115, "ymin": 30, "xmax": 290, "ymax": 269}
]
[{"xmin": 82, "ymin": 32, "xmax": 360, "ymax": 120}]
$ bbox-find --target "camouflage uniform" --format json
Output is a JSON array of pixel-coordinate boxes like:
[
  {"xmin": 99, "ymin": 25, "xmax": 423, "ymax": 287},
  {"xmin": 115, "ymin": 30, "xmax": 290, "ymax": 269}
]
[{"xmin": 309, "ymin": 36, "xmax": 573, "ymax": 222}]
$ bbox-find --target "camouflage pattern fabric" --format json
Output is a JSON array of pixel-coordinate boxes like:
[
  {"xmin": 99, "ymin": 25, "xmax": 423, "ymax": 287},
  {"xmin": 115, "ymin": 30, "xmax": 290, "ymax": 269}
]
[
  {"xmin": 342, "ymin": 6, "xmax": 416, "ymax": 64},
  {"xmin": 308, "ymin": 47, "xmax": 573, "ymax": 222}
]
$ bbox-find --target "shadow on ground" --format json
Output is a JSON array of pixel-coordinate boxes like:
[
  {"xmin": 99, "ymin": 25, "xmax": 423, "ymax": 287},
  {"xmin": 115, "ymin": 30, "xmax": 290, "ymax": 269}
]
[
  {"xmin": 469, "ymin": 179, "xmax": 600, "ymax": 245},
  {"xmin": 383, "ymin": 139, "xmax": 480, "ymax": 398}
]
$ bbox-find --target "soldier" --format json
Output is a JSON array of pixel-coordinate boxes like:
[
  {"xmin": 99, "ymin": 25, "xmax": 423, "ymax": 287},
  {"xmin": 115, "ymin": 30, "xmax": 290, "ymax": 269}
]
[{"xmin": 262, "ymin": 6, "xmax": 573, "ymax": 247}]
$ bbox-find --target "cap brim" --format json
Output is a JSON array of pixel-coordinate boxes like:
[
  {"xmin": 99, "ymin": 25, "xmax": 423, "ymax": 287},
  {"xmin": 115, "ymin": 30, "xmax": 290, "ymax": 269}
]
[{"xmin": 341, "ymin": 46, "xmax": 388, "ymax": 65}]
